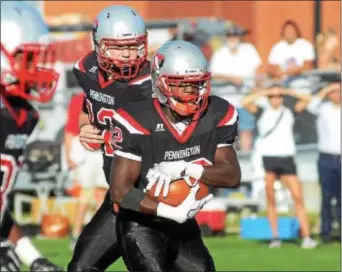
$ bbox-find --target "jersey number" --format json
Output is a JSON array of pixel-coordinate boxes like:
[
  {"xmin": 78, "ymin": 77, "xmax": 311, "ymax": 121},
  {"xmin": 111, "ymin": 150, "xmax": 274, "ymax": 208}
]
[
  {"xmin": 97, "ymin": 108, "xmax": 123, "ymax": 156},
  {"xmin": 86, "ymin": 101, "xmax": 123, "ymax": 156}
]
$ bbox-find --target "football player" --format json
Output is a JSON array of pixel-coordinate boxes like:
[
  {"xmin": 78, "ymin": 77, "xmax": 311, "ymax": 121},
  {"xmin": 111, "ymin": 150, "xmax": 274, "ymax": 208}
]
[
  {"xmin": 109, "ymin": 40, "xmax": 241, "ymax": 271},
  {"xmin": 0, "ymin": 2, "xmax": 62, "ymax": 271},
  {"xmin": 67, "ymin": 5, "xmax": 152, "ymax": 272}
]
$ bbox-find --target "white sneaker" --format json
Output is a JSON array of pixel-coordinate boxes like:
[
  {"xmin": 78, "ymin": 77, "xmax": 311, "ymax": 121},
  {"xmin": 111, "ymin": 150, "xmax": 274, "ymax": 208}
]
[
  {"xmin": 301, "ymin": 237, "xmax": 318, "ymax": 249},
  {"xmin": 269, "ymin": 239, "xmax": 282, "ymax": 248}
]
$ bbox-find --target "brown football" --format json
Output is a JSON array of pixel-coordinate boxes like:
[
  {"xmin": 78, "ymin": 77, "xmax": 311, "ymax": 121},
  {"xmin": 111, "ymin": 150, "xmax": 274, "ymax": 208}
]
[
  {"xmin": 148, "ymin": 178, "xmax": 209, "ymax": 207},
  {"xmin": 41, "ymin": 214, "xmax": 70, "ymax": 238}
]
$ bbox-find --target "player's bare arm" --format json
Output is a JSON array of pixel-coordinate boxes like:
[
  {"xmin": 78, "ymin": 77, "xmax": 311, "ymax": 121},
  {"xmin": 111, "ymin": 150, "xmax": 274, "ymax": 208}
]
[
  {"xmin": 200, "ymin": 145, "xmax": 241, "ymax": 188},
  {"xmin": 146, "ymin": 147, "xmax": 241, "ymax": 196},
  {"xmin": 110, "ymin": 155, "xmax": 212, "ymax": 223}
]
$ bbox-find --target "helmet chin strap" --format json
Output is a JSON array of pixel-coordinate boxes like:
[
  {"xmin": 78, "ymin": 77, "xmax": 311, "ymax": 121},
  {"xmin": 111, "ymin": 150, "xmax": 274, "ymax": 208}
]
[
  {"xmin": 169, "ymin": 107, "xmax": 192, "ymax": 124},
  {"xmin": 162, "ymin": 102, "xmax": 192, "ymax": 125}
]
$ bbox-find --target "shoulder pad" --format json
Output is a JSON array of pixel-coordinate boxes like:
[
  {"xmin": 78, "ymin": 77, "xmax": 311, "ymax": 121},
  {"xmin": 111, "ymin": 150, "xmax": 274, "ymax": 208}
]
[
  {"xmin": 209, "ymin": 96, "xmax": 239, "ymax": 127},
  {"xmin": 114, "ymin": 100, "xmax": 153, "ymax": 135},
  {"xmin": 74, "ymin": 51, "xmax": 97, "ymax": 74}
]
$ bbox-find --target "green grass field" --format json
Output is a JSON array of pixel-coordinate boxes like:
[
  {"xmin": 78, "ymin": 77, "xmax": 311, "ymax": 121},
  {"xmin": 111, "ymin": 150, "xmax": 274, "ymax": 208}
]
[{"xmin": 25, "ymin": 236, "xmax": 340, "ymax": 271}]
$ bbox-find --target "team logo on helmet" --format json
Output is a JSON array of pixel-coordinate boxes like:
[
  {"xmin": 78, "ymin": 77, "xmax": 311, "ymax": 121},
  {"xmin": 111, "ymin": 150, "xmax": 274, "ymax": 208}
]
[{"xmin": 152, "ymin": 53, "xmax": 165, "ymax": 75}]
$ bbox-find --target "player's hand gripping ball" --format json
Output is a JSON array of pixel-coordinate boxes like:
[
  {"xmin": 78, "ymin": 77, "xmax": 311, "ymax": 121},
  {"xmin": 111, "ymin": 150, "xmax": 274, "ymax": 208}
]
[{"xmin": 146, "ymin": 161, "xmax": 209, "ymax": 207}]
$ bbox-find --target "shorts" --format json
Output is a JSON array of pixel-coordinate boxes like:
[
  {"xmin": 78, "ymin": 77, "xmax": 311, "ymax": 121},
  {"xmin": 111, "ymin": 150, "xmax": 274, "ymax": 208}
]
[
  {"xmin": 237, "ymin": 108, "xmax": 256, "ymax": 131},
  {"xmin": 262, "ymin": 156, "xmax": 297, "ymax": 176},
  {"xmin": 71, "ymin": 137, "xmax": 108, "ymax": 189},
  {"xmin": 116, "ymin": 210, "xmax": 215, "ymax": 272},
  {"xmin": 75, "ymin": 160, "xmax": 108, "ymax": 189}
]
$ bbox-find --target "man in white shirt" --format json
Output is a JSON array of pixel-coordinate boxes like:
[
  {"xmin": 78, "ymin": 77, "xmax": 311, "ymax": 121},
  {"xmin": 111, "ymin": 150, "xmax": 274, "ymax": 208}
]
[
  {"xmin": 267, "ymin": 20, "xmax": 315, "ymax": 85},
  {"xmin": 306, "ymin": 82, "xmax": 341, "ymax": 243},
  {"xmin": 210, "ymin": 24, "xmax": 262, "ymax": 152},
  {"xmin": 242, "ymin": 85, "xmax": 318, "ymax": 249}
]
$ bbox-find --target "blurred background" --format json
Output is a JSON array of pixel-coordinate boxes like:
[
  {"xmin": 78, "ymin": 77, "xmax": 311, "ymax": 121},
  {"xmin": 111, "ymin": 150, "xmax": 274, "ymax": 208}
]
[{"xmin": 9, "ymin": 1, "xmax": 341, "ymax": 271}]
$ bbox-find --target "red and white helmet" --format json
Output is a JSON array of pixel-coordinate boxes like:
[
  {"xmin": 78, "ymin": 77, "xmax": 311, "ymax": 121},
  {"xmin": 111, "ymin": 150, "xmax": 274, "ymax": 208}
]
[
  {"xmin": 0, "ymin": 1, "xmax": 59, "ymax": 103},
  {"xmin": 92, "ymin": 5, "xmax": 148, "ymax": 80},
  {"xmin": 151, "ymin": 40, "xmax": 211, "ymax": 117}
]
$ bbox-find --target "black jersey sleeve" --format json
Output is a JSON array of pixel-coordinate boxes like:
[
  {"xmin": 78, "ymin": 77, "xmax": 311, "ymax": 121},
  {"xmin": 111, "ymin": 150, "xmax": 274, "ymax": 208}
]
[
  {"xmin": 73, "ymin": 52, "xmax": 96, "ymax": 114},
  {"xmin": 73, "ymin": 51, "xmax": 96, "ymax": 91},
  {"xmin": 112, "ymin": 107, "xmax": 150, "ymax": 161},
  {"xmin": 216, "ymin": 103, "xmax": 239, "ymax": 146},
  {"xmin": 73, "ymin": 66, "xmax": 86, "ymax": 89}
]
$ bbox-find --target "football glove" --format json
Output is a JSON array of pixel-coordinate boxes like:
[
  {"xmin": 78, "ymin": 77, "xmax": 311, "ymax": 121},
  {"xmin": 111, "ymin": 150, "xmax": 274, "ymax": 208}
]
[
  {"xmin": 146, "ymin": 165, "xmax": 172, "ymax": 197},
  {"xmin": 30, "ymin": 258, "xmax": 63, "ymax": 272},
  {"xmin": 0, "ymin": 240, "xmax": 21, "ymax": 272},
  {"xmin": 146, "ymin": 161, "xmax": 204, "ymax": 197},
  {"xmin": 156, "ymin": 185, "xmax": 213, "ymax": 224},
  {"xmin": 158, "ymin": 160, "xmax": 204, "ymax": 181}
]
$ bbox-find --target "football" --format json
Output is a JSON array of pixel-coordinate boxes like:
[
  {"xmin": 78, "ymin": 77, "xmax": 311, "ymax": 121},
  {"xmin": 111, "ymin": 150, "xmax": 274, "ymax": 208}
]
[
  {"xmin": 41, "ymin": 214, "xmax": 70, "ymax": 238},
  {"xmin": 148, "ymin": 177, "xmax": 209, "ymax": 207}
]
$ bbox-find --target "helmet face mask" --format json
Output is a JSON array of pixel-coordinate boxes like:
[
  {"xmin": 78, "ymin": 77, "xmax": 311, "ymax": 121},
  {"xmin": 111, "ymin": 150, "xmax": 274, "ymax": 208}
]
[
  {"xmin": 2, "ymin": 43, "xmax": 58, "ymax": 103},
  {"xmin": 152, "ymin": 41, "xmax": 211, "ymax": 117},
  {"xmin": 157, "ymin": 73, "xmax": 211, "ymax": 116},
  {"xmin": 92, "ymin": 5, "xmax": 148, "ymax": 80},
  {"xmin": 96, "ymin": 35, "xmax": 147, "ymax": 80},
  {"xmin": 1, "ymin": 2, "xmax": 59, "ymax": 103}
]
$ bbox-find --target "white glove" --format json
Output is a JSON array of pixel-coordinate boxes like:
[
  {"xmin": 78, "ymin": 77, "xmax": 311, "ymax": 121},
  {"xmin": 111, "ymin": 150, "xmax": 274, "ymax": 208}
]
[
  {"xmin": 156, "ymin": 185, "xmax": 213, "ymax": 224},
  {"xmin": 158, "ymin": 160, "xmax": 204, "ymax": 181},
  {"xmin": 146, "ymin": 161, "xmax": 205, "ymax": 197},
  {"xmin": 146, "ymin": 166, "xmax": 172, "ymax": 197},
  {"xmin": 158, "ymin": 160, "xmax": 188, "ymax": 180}
]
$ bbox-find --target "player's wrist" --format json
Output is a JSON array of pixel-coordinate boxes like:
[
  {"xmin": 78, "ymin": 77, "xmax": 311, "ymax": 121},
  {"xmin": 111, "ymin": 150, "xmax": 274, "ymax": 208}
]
[{"xmin": 185, "ymin": 163, "xmax": 204, "ymax": 180}]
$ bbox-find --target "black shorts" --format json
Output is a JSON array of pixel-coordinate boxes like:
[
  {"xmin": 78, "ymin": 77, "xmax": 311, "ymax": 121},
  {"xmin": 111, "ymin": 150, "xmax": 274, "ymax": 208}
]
[
  {"xmin": 262, "ymin": 156, "xmax": 297, "ymax": 176},
  {"xmin": 67, "ymin": 192, "xmax": 121, "ymax": 272},
  {"xmin": 68, "ymin": 192, "xmax": 214, "ymax": 272},
  {"xmin": 116, "ymin": 210, "xmax": 215, "ymax": 272}
]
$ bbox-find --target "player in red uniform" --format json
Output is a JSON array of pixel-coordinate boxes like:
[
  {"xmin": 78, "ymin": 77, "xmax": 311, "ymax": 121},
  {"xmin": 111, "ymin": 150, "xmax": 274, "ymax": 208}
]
[{"xmin": 0, "ymin": 2, "xmax": 62, "ymax": 271}]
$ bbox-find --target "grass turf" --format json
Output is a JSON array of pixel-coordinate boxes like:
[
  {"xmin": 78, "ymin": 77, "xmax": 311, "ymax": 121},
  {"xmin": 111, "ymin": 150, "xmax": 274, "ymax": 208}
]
[{"xmin": 23, "ymin": 235, "xmax": 341, "ymax": 271}]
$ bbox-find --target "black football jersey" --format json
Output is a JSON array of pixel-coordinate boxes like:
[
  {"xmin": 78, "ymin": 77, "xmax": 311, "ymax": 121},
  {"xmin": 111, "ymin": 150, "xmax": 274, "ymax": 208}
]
[
  {"xmin": 112, "ymin": 96, "xmax": 239, "ymax": 190},
  {"xmin": 73, "ymin": 51, "xmax": 152, "ymax": 175},
  {"xmin": 0, "ymin": 97, "xmax": 39, "ymax": 217}
]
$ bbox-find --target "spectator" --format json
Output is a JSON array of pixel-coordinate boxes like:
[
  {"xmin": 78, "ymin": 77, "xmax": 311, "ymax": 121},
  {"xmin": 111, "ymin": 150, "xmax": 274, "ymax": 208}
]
[
  {"xmin": 64, "ymin": 92, "xmax": 108, "ymax": 249},
  {"xmin": 316, "ymin": 29, "xmax": 340, "ymax": 70},
  {"xmin": 267, "ymin": 21, "xmax": 315, "ymax": 84},
  {"xmin": 210, "ymin": 24, "xmax": 262, "ymax": 152},
  {"xmin": 306, "ymin": 82, "xmax": 341, "ymax": 243},
  {"xmin": 242, "ymin": 85, "xmax": 318, "ymax": 249}
]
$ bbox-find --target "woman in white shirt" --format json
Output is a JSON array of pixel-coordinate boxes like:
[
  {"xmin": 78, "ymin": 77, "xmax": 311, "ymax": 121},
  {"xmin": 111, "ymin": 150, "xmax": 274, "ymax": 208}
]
[
  {"xmin": 242, "ymin": 85, "xmax": 318, "ymax": 249},
  {"xmin": 267, "ymin": 21, "xmax": 315, "ymax": 82}
]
